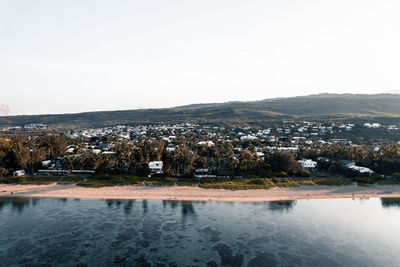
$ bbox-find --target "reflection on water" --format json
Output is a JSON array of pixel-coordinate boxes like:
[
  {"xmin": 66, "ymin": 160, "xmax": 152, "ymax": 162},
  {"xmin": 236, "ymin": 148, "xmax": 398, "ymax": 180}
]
[
  {"xmin": 163, "ymin": 200, "xmax": 197, "ymax": 223},
  {"xmin": 268, "ymin": 200, "xmax": 296, "ymax": 213},
  {"xmin": 124, "ymin": 200, "xmax": 134, "ymax": 215},
  {"xmin": 381, "ymin": 197, "xmax": 400, "ymax": 208},
  {"xmin": 181, "ymin": 201, "xmax": 195, "ymax": 215},
  {"xmin": 0, "ymin": 197, "xmax": 400, "ymax": 266},
  {"xmin": 163, "ymin": 200, "xmax": 196, "ymax": 215},
  {"xmin": 103, "ymin": 199, "xmax": 136, "ymax": 215},
  {"xmin": 142, "ymin": 199, "xmax": 148, "ymax": 213}
]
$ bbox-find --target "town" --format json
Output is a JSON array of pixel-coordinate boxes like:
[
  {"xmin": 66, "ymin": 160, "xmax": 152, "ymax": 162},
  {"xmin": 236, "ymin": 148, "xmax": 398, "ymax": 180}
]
[{"xmin": 1, "ymin": 119, "xmax": 400, "ymax": 188}]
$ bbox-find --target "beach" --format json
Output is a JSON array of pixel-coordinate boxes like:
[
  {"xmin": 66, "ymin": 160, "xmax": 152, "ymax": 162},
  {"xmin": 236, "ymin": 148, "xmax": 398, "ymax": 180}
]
[{"xmin": 1, "ymin": 183, "xmax": 400, "ymax": 201}]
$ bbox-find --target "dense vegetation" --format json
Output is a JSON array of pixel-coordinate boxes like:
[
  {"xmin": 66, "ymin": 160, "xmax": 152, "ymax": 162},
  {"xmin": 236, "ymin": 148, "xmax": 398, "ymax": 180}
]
[{"xmin": 1, "ymin": 133, "xmax": 400, "ymax": 188}]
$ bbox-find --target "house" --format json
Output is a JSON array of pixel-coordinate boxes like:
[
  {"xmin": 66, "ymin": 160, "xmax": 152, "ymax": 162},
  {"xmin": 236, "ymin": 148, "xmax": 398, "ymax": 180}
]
[
  {"xmin": 13, "ymin": 170, "xmax": 25, "ymax": 176},
  {"xmin": 348, "ymin": 165, "xmax": 374, "ymax": 175},
  {"xmin": 339, "ymin": 160, "xmax": 355, "ymax": 168},
  {"xmin": 339, "ymin": 160, "xmax": 374, "ymax": 175},
  {"xmin": 256, "ymin": 152, "xmax": 265, "ymax": 160},
  {"xmin": 240, "ymin": 135, "xmax": 258, "ymax": 141},
  {"xmin": 166, "ymin": 146, "xmax": 176, "ymax": 152},
  {"xmin": 38, "ymin": 169, "xmax": 68, "ymax": 175},
  {"xmin": 197, "ymin": 141, "xmax": 215, "ymax": 146},
  {"xmin": 195, "ymin": 168, "xmax": 209, "ymax": 175},
  {"xmin": 317, "ymin": 157, "xmax": 330, "ymax": 163},
  {"xmin": 363, "ymin": 123, "xmax": 381, "ymax": 128},
  {"xmin": 41, "ymin": 160, "xmax": 52, "ymax": 168},
  {"xmin": 148, "ymin": 161, "xmax": 163, "ymax": 174},
  {"xmin": 102, "ymin": 151, "xmax": 115, "ymax": 155},
  {"xmin": 194, "ymin": 168, "xmax": 216, "ymax": 178},
  {"xmin": 298, "ymin": 159, "xmax": 317, "ymax": 171}
]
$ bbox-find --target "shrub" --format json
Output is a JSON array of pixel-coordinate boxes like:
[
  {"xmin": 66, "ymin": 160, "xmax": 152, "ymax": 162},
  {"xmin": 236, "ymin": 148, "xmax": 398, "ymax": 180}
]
[
  {"xmin": 78, "ymin": 180, "xmax": 112, "ymax": 188},
  {"xmin": 200, "ymin": 177, "xmax": 214, "ymax": 184},
  {"xmin": 0, "ymin": 176, "xmax": 26, "ymax": 184},
  {"xmin": 313, "ymin": 177, "xmax": 352, "ymax": 186},
  {"xmin": 295, "ymin": 179, "xmax": 315, "ymax": 185},
  {"xmin": 272, "ymin": 172, "xmax": 287, "ymax": 177},
  {"xmin": 176, "ymin": 178, "xmax": 197, "ymax": 186},
  {"xmin": 298, "ymin": 170, "xmax": 311, "ymax": 177},
  {"xmin": 392, "ymin": 172, "xmax": 400, "ymax": 179},
  {"xmin": 244, "ymin": 174, "xmax": 259, "ymax": 179},
  {"xmin": 353, "ymin": 177, "xmax": 376, "ymax": 184},
  {"xmin": 272, "ymin": 178, "xmax": 299, "ymax": 188},
  {"xmin": 249, "ymin": 178, "xmax": 266, "ymax": 185},
  {"xmin": 0, "ymin": 167, "xmax": 8, "ymax": 177},
  {"xmin": 199, "ymin": 178, "xmax": 275, "ymax": 190}
]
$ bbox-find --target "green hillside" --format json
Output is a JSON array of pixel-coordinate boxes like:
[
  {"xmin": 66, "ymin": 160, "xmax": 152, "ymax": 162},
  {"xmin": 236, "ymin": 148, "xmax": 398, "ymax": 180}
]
[{"xmin": 2, "ymin": 93, "xmax": 400, "ymax": 127}]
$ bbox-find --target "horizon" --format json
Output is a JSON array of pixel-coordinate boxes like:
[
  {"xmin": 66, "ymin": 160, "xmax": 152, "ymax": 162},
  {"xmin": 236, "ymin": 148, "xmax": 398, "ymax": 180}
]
[
  {"xmin": 2, "ymin": 0, "xmax": 400, "ymax": 115},
  {"xmin": 1, "ymin": 92, "xmax": 400, "ymax": 117}
]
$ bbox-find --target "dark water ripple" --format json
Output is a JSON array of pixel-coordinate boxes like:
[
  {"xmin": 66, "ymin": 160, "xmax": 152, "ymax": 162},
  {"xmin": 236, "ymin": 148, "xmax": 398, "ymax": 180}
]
[{"xmin": 0, "ymin": 197, "xmax": 400, "ymax": 266}]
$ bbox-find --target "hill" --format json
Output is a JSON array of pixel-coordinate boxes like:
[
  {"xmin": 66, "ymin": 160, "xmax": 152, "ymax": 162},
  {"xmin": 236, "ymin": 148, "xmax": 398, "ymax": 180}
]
[{"xmin": 2, "ymin": 93, "xmax": 400, "ymax": 127}]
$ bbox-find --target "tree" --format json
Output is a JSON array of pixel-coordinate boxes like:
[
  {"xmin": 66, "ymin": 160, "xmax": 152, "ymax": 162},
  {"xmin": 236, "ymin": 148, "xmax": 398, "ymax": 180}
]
[
  {"xmin": 270, "ymin": 151, "xmax": 299, "ymax": 174},
  {"xmin": 0, "ymin": 167, "xmax": 8, "ymax": 177},
  {"xmin": 165, "ymin": 146, "xmax": 195, "ymax": 177},
  {"xmin": 9, "ymin": 136, "xmax": 30, "ymax": 170},
  {"xmin": 238, "ymin": 150, "xmax": 259, "ymax": 173},
  {"xmin": 37, "ymin": 135, "xmax": 68, "ymax": 160}
]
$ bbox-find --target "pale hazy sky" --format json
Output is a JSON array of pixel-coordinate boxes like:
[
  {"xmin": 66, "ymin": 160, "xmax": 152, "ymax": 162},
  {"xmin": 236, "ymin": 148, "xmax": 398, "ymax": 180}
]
[{"xmin": 1, "ymin": 0, "xmax": 400, "ymax": 115}]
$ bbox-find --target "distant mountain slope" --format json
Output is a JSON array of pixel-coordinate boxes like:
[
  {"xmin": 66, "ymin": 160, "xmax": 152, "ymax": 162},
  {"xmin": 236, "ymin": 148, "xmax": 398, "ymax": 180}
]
[{"xmin": 2, "ymin": 93, "xmax": 400, "ymax": 127}]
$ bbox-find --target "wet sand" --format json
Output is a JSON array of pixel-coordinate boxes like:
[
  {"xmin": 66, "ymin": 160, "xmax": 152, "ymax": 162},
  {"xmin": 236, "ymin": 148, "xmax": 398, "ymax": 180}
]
[{"xmin": 1, "ymin": 183, "xmax": 400, "ymax": 201}]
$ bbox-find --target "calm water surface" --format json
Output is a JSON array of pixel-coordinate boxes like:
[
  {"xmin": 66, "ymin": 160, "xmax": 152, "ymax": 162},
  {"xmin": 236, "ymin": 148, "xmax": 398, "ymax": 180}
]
[{"xmin": 0, "ymin": 197, "xmax": 400, "ymax": 266}]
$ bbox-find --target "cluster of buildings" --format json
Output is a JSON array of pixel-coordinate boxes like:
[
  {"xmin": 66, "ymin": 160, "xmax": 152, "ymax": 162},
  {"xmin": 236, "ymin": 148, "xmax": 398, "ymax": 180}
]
[
  {"xmin": 9, "ymin": 120, "xmax": 399, "ymax": 177},
  {"xmin": 0, "ymin": 124, "xmax": 47, "ymax": 132},
  {"xmin": 62, "ymin": 121, "xmax": 386, "ymax": 176},
  {"xmin": 63, "ymin": 121, "xmax": 399, "ymax": 146}
]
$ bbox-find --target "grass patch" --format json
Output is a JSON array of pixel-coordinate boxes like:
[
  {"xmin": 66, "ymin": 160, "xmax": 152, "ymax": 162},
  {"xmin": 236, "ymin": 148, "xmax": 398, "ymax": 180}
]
[
  {"xmin": 199, "ymin": 178, "xmax": 275, "ymax": 190},
  {"xmin": 376, "ymin": 180, "xmax": 400, "ymax": 185},
  {"xmin": 77, "ymin": 180, "xmax": 115, "ymax": 188},
  {"xmin": 144, "ymin": 177, "xmax": 176, "ymax": 186},
  {"xmin": 176, "ymin": 178, "xmax": 197, "ymax": 186},
  {"xmin": 272, "ymin": 178, "xmax": 300, "ymax": 188},
  {"xmin": 294, "ymin": 179, "xmax": 315, "ymax": 185},
  {"xmin": 353, "ymin": 177, "xmax": 378, "ymax": 184},
  {"xmin": 0, "ymin": 176, "xmax": 64, "ymax": 185},
  {"xmin": 81, "ymin": 174, "xmax": 144, "ymax": 187},
  {"xmin": 312, "ymin": 177, "xmax": 352, "ymax": 186},
  {"xmin": 57, "ymin": 176, "xmax": 85, "ymax": 184},
  {"xmin": 76, "ymin": 174, "xmax": 176, "ymax": 187}
]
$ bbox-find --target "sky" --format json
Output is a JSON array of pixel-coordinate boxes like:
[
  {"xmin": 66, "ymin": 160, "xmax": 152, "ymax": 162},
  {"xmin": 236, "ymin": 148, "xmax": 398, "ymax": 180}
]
[{"xmin": 1, "ymin": 0, "xmax": 400, "ymax": 115}]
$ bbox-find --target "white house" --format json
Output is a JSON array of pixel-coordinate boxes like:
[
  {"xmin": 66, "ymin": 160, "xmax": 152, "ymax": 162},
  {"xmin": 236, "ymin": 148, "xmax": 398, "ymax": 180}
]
[
  {"xmin": 148, "ymin": 161, "xmax": 163, "ymax": 174},
  {"xmin": 13, "ymin": 170, "xmax": 25, "ymax": 176},
  {"xmin": 339, "ymin": 160, "xmax": 374, "ymax": 175},
  {"xmin": 194, "ymin": 168, "xmax": 216, "ymax": 178},
  {"xmin": 41, "ymin": 160, "xmax": 52, "ymax": 168},
  {"xmin": 339, "ymin": 160, "xmax": 356, "ymax": 168},
  {"xmin": 166, "ymin": 147, "xmax": 176, "ymax": 152},
  {"xmin": 363, "ymin": 123, "xmax": 381, "ymax": 128},
  {"xmin": 197, "ymin": 141, "xmax": 215, "ymax": 146},
  {"xmin": 298, "ymin": 159, "xmax": 317, "ymax": 171},
  {"xmin": 240, "ymin": 135, "xmax": 258, "ymax": 141},
  {"xmin": 348, "ymin": 165, "xmax": 374, "ymax": 175}
]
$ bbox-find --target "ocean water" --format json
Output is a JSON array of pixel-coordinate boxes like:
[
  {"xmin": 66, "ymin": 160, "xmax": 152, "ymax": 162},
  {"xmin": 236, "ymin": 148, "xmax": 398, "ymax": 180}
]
[{"xmin": 0, "ymin": 197, "xmax": 399, "ymax": 266}]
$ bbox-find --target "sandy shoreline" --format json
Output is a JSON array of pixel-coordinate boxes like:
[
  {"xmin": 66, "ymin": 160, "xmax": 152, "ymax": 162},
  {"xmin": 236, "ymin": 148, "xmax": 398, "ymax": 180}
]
[{"xmin": 1, "ymin": 183, "xmax": 400, "ymax": 202}]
